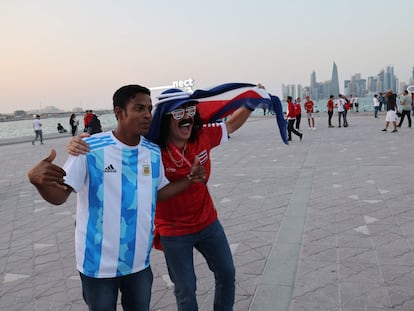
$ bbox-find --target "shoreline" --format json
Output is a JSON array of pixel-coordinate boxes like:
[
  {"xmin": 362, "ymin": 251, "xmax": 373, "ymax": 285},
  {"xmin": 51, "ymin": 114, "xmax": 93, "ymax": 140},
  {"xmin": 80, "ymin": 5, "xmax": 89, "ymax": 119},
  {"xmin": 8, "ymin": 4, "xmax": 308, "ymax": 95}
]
[
  {"xmin": 0, "ymin": 111, "xmax": 380, "ymax": 146},
  {"xmin": 0, "ymin": 126, "xmax": 116, "ymax": 146},
  {"xmin": 0, "ymin": 132, "xmax": 74, "ymax": 146}
]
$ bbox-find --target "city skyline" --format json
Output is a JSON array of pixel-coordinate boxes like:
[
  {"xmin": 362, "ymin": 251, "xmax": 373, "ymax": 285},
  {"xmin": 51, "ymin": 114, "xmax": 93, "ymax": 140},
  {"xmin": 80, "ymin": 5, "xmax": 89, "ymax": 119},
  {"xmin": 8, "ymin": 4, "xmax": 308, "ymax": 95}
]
[
  {"xmin": 282, "ymin": 63, "xmax": 414, "ymax": 101},
  {"xmin": 1, "ymin": 0, "xmax": 413, "ymax": 114}
]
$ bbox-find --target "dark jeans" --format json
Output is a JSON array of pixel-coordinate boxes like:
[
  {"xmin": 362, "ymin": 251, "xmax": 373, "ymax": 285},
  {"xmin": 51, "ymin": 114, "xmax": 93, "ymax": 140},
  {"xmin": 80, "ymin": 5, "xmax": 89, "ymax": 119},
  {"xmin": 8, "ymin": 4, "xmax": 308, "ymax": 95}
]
[
  {"xmin": 338, "ymin": 111, "xmax": 348, "ymax": 127},
  {"xmin": 32, "ymin": 130, "xmax": 43, "ymax": 144},
  {"xmin": 327, "ymin": 111, "xmax": 333, "ymax": 126},
  {"xmin": 398, "ymin": 110, "xmax": 412, "ymax": 127},
  {"xmin": 71, "ymin": 125, "xmax": 78, "ymax": 136},
  {"xmin": 374, "ymin": 106, "xmax": 380, "ymax": 118},
  {"xmin": 160, "ymin": 219, "xmax": 235, "ymax": 311},
  {"xmin": 80, "ymin": 267, "xmax": 153, "ymax": 311},
  {"xmin": 287, "ymin": 119, "xmax": 302, "ymax": 140},
  {"xmin": 295, "ymin": 114, "xmax": 301, "ymax": 129}
]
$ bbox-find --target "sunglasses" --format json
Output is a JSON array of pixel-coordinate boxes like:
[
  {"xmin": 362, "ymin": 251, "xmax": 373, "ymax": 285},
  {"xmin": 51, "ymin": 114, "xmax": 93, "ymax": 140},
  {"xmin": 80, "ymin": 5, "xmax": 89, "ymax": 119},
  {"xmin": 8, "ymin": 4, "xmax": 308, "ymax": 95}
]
[{"xmin": 167, "ymin": 106, "xmax": 196, "ymax": 120}]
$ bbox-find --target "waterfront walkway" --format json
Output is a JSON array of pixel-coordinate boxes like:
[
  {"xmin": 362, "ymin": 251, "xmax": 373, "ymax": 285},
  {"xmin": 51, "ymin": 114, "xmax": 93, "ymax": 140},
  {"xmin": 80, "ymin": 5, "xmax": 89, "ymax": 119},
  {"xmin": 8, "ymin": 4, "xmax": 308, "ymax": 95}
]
[{"xmin": 1, "ymin": 112, "xmax": 414, "ymax": 310}]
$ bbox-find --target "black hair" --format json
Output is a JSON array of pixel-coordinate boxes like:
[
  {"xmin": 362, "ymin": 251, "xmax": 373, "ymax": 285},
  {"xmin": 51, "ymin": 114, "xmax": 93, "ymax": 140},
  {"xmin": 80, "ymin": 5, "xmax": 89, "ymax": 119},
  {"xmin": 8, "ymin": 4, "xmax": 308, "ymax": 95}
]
[
  {"xmin": 113, "ymin": 85, "xmax": 151, "ymax": 110},
  {"xmin": 329, "ymin": 95, "xmax": 334, "ymax": 98},
  {"xmin": 157, "ymin": 110, "xmax": 203, "ymax": 148},
  {"xmin": 287, "ymin": 96, "xmax": 292, "ymax": 101}
]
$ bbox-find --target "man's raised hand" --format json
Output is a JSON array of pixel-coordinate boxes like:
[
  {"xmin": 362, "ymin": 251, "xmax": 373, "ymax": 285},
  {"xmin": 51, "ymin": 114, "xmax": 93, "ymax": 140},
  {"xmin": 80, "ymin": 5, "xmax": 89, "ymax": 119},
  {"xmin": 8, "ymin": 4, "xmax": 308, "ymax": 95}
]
[{"xmin": 28, "ymin": 149, "xmax": 68, "ymax": 190}]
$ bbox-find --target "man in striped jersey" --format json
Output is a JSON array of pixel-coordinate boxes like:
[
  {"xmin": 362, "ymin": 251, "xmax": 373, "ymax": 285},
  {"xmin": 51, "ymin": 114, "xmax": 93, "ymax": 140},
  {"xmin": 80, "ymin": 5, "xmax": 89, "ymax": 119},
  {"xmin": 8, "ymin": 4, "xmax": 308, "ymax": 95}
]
[{"xmin": 28, "ymin": 84, "xmax": 205, "ymax": 311}]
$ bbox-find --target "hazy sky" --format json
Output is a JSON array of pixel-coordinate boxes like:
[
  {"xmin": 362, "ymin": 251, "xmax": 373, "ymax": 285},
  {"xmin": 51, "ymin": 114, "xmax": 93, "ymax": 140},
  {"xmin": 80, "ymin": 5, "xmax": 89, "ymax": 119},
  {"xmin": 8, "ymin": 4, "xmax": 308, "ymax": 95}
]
[{"xmin": 1, "ymin": 0, "xmax": 413, "ymax": 113}]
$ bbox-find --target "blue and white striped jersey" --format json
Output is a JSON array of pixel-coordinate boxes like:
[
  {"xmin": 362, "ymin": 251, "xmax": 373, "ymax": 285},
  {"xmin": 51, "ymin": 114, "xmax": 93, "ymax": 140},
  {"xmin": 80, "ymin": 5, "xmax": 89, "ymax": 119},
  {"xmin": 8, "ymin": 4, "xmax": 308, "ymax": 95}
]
[{"xmin": 63, "ymin": 131, "xmax": 169, "ymax": 278}]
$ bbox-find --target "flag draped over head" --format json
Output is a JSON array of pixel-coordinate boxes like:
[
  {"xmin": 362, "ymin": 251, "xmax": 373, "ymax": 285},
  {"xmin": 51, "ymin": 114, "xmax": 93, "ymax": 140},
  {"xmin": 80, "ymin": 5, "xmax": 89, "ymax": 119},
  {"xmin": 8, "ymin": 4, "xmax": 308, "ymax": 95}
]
[{"xmin": 146, "ymin": 82, "xmax": 288, "ymax": 145}]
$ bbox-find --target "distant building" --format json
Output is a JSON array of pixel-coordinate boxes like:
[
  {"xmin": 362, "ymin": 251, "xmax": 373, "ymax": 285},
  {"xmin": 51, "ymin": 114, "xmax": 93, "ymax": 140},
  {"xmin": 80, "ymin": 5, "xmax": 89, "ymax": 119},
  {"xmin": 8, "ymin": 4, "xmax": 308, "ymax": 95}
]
[
  {"xmin": 282, "ymin": 63, "xmax": 412, "ymax": 100},
  {"xmin": 330, "ymin": 62, "xmax": 340, "ymax": 97}
]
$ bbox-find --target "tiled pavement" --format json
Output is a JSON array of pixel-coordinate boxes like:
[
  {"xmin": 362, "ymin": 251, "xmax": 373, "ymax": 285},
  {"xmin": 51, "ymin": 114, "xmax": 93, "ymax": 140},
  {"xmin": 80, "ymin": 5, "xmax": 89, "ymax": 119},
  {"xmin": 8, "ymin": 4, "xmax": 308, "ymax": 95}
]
[{"xmin": 1, "ymin": 112, "xmax": 414, "ymax": 310}]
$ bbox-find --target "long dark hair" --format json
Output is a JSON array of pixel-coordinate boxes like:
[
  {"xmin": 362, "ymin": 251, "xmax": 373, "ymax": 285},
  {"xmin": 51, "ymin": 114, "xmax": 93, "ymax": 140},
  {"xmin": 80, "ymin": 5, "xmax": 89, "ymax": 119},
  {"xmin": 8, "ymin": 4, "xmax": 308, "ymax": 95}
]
[{"xmin": 157, "ymin": 110, "xmax": 203, "ymax": 148}]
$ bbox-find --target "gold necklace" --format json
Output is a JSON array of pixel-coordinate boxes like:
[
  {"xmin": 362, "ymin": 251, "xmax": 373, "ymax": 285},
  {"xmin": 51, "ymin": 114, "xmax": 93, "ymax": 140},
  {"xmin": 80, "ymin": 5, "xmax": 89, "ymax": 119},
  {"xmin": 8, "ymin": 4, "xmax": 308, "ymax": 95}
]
[{"xmin": 167, "ymin": 144, "xmax": 186, "ymax": 167}]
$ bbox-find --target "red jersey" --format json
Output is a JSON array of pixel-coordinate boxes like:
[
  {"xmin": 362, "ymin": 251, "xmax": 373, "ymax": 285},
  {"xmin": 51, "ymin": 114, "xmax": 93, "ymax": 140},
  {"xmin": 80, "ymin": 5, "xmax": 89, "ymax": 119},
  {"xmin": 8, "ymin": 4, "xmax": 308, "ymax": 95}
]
[
  {"xmin": 286, "ymin": 101, "xmax": 296, "ymax": 119},
  {"xmin": 155, "ymin": 123, "xmax": 227, "ymax": 239},
  {"xmin": 304, "ymin": 100, "xmax": 314, "ymax": 113},
  {"xmin": 84, "ymin": 113, "xmax": 93, "ymax": 127},
  {"xmin": 327, "ymin": 99, "xmax": 334, "ymax": 112},
  {"xmin": 295, "ymin": 103, "xmax": 302, "ymax": 114}
]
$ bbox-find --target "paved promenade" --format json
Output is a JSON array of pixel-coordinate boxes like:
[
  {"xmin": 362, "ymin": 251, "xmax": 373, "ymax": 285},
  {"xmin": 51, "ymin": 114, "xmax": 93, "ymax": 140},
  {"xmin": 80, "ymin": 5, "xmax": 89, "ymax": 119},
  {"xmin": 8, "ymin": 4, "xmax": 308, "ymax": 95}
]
[{"xmin": 1, "ymin": 112, "xmax": 414, "ymax": 310}]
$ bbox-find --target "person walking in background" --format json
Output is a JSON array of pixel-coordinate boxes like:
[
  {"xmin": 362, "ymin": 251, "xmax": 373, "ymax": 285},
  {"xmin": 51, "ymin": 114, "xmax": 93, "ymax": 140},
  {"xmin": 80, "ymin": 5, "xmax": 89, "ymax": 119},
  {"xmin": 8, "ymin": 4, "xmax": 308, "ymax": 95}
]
[
  {"xmin": 27, "ymin": 84, "xmax": 206, "ymax": 311},
  {"xmin": 31, "ymin": 114, "xmax": 44, "ymax": 145},
  {"xmin": 379, "ymin": 93, "xmax": 386, "ymax": 111},
  {"xmin": 69, "ymin": 113, "xmax": 79, "ymax": 136},
  {"xmin": 287, "ymin": 96, "xmax": 303, "ymax": 141},
  {"xmin": 397, "ymin": 90, "xmax": 412, "ymax": 128},
  {"xmin": 381, "ymin": 89, "xmax": 398, "ymax": 132},
  {"xmin": 341, "ymin": 94, "xmax": 350, "ymax": 127},
  {"xmin": 295, "ymin": 97, "xmax": 302, "ymax": 130},
  {"xmin": 326, "ymin": 95, "xmax": 335, "ymax": 127},
  {"xmin": 336, "ymin": 95, "xmax": 347, "ymax": 128},
  {"xmin": 349, "ymin": 95, "xmax": 354, "ymax": 111},
  {"xmin": 261, "ymin": 103, "xmax": 268, "ymax": 115},
  {"xmin": 354, "ymin": 95, "xmax": 359, "ymax": 112},
  {"xmin": 373, "ymin": 94, "xmax": 380, "ymax": 118},
  {"xmin": 304, "ymin": 95, "xmax": 315, "ymax": 130}
]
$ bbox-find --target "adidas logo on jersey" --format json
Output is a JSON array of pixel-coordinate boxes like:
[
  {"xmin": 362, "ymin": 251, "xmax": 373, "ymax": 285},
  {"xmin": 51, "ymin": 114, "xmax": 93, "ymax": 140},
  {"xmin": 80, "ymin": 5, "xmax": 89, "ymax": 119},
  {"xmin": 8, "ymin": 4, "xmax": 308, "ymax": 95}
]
[{"xmin": 104, "ymin": 164, "xmax": 117, "ymax": 173}]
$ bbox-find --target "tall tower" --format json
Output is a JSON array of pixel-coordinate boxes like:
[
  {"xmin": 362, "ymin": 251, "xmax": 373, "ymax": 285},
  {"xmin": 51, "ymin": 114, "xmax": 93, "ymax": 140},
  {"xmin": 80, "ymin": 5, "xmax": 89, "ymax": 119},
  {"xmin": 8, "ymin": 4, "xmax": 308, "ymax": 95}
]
[
  {"xmin": 310, "ymin": 71, "xmax": 317, "ymax": 99},
  {"xmin": 330, "ymin": 62, "xmax": 340, "ymax": 97}
]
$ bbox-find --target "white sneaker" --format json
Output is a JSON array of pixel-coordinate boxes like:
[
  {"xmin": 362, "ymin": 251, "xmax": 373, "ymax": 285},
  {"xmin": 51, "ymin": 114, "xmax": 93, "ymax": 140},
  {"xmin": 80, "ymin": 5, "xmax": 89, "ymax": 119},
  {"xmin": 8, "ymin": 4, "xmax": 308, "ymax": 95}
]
[{"xmin": 312, "ymin": 127, "xmax": 316, "ymax": 130}]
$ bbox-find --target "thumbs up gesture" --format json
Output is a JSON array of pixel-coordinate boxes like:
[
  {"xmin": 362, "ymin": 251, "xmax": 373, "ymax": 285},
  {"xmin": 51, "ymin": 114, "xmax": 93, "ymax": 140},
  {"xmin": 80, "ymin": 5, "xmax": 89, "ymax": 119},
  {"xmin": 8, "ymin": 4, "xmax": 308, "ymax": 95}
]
[{"xmin": 28, "ymin": 149, "xmax": 67, "ymax": 190}]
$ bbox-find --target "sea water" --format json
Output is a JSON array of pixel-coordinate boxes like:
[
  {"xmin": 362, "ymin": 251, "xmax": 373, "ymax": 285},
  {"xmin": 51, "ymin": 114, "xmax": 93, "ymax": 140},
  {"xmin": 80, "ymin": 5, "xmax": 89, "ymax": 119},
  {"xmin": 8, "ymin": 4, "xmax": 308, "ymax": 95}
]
[
  {"xmin": 0, "ymin": 98, "xmax": 377, "ymax": 140},
  {"xmin": 0, "ymin": 113, "xmax": 117, "ymax": 140}
]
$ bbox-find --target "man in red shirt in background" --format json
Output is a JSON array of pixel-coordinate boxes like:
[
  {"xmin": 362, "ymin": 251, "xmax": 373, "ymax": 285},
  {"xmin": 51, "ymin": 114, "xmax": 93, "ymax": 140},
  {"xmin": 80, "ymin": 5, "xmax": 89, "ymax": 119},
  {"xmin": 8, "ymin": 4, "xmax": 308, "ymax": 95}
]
[
  {"xmin": 286, "ymin": 96, "xmax": 303, "ymax": 141},
  {"xmin": 83, "ymin": 110, "xmax": 93, "ymax": 132},
  {"xmin": 295, "ymin": 97, "xmax": 302, "ymax": 130},
  {"xmin": 326, "ymin": 95, "xmax": 335, "ymax": 128},
  {"xmin": 304, "ymin": 95, "xmax": 316, "ymax": 130}
]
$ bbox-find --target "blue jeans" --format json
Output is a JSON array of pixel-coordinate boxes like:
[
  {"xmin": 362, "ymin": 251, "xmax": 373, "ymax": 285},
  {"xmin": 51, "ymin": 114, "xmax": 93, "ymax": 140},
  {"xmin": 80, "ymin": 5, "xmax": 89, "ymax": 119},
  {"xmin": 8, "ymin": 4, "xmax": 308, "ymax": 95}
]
[
  {"xmin": 32, "ymin": 130, "xmax": 43, "ymax": 144},
  {"xmin": 374, "ymin": 106, "xmax": 379, "ymax": 118},
  {"xmin": 80, "ymin": 267, "xmax": 153, "ymax": 311},
  {"xmin": 160, "ymin": 220, "xmax": 235, "ymax": 311}
]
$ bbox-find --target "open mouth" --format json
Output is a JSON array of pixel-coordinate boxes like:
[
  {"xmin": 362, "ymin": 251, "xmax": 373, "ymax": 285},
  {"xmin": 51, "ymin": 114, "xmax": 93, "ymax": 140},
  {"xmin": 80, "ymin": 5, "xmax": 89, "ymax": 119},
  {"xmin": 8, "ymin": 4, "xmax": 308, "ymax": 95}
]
[{"xmin": 178, "ymin": 119, "xmax": 193, "ymax": 135}]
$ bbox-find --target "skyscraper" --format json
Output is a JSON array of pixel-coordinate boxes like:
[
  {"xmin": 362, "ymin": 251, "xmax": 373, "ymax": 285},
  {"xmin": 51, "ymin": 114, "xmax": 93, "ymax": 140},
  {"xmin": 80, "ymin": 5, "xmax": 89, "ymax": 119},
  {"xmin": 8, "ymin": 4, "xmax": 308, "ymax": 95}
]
[{"xmin": 330, "ymin": 62, "xmax": 340, "ymax": 97}]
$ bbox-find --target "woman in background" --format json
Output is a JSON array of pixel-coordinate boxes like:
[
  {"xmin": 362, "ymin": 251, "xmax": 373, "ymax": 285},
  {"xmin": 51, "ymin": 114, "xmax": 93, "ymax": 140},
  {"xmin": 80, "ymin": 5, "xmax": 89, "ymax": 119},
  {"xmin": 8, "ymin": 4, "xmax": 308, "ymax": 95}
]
[{"xmin": 69, "ymin": 113, "xmax": 79, "ymax": 136}]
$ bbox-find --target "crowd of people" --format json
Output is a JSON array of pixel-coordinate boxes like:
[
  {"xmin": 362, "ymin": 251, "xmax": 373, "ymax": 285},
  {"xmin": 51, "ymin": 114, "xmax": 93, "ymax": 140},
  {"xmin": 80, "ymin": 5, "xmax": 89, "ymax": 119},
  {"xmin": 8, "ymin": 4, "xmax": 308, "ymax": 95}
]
[
  {"xmin": 31, "ymin": 110, "xmax": 103, "ymax": 145},
  {"xmin": 282, "ymin": 89, "xmax": 414, "ymax": 143}
]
